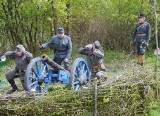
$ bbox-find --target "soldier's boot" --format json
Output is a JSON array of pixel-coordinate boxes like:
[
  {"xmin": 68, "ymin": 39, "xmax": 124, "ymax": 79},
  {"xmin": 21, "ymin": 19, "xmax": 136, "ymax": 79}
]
[
  {"xmin": 137, "ymin": 55, "xmax": 141, "ymax": 65},
  {"xmin": 21, "ymin": 80, "xmax": 25, "ymax": 91},
  {"xmin": 139, "ymin": 55, "xmax": 142, "ymax": 64},
  {"xmin": 141, "ymin": 55, "xmax": 145, "ymax": 66},
  {"xmin": 7, "ymin": 78, "xmax": 18, "ymax": 94}
]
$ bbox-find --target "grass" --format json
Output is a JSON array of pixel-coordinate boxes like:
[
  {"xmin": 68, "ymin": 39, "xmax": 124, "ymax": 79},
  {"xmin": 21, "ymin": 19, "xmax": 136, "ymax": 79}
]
[
  {"xmin": 0, "ymin": 50, "xmax": 159, "ymax": 80},
  {"xmin": 148, "ymin": 102, "xmax": 160, "ymax": 116},
  {"xmin": 0, "ymin": 60, "xmax": 14, "ymax": 80},
  {"xmin": 0, "ymin": 50, "xmax": 159, "ymax": 115},
  {"xmin": 104, "ymin": 50, "xmax": 127, "ymax": 63}
]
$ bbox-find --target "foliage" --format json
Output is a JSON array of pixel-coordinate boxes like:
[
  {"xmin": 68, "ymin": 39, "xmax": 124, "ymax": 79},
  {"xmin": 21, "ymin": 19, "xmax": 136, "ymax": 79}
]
[
  {"xmin": 0, "ymin": 65, "xmax": 160, "ymax": 115},
  {"xmin": 148, "ymin": 102, "xmax": 160, "ymax": 116},
  {"xmin": 0, "ymin": 0, "xmax": 159, "ymax": 52},
  {"xmin": 0, "ymin": 51, "xmax": 160, "ymax": 115},
  {"xmin": 0, "ymin": 0, "xmax": 159, "ymax": 114}
]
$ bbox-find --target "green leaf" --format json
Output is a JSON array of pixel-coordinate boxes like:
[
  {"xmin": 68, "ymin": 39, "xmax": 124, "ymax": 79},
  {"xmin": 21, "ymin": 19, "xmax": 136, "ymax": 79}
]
[{"xmin": 103, "ymin": 97, "xmax": 109, "ymax": 103}]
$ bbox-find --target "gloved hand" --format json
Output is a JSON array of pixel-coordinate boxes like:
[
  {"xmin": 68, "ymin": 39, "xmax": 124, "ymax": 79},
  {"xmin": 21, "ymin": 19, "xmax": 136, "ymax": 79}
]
[
  {"xmin": 39, "ymin": 45, "xmax": 43, "ymax": 50},
  {"xmin": 89, "ymin": 52, "xmax": 94, "ymax": 56},
  {"xmin": 144, "ymin": 42, "xmax": 149, "ymax": 46},
  {"xmin": 64, "ymin": 58, "xmax": 69, "ymax": 62},
  {"xmin": 142, "ymin": 41, "xmax": 149, "ymax": 46},
  {"xmin": 131, "ymin": 41, "xmax": 135, "ymax": 45}
]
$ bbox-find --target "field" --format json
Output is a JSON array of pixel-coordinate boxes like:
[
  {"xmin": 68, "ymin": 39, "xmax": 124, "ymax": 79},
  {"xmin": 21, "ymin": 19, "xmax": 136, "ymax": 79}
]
[{"xmin": 0, "ymin": 51, "xmax": 160, "ymax": 115}]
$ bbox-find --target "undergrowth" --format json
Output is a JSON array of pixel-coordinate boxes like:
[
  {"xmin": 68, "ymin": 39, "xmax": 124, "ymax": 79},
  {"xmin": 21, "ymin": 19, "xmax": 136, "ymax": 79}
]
[{"xmin": 0, "ymin": 50, "xmax": 159, "ymax": 115}]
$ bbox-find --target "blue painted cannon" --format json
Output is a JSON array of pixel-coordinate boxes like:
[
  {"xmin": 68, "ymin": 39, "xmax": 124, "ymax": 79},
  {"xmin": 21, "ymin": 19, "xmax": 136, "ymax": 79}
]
[{"xmin": 24, "ymin": 54, "xmax": 91, "ymax": 93}]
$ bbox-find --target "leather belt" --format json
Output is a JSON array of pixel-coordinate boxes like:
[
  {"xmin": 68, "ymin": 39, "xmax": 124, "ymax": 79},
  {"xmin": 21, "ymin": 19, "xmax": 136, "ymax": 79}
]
[
  {"xmin": 93, "ymin": 65, "xmax": 100, "ymax": 69},
  {"xmin": 19, "ymin": 70, "xmax": 26, "ymax": 73},
  {"xmin": 56, "ymin": 50, "xmax": 67, "ymax": 53},
  {"xmin": 136, "ymin": 34, "xmax": 146, "ymax": 36}
]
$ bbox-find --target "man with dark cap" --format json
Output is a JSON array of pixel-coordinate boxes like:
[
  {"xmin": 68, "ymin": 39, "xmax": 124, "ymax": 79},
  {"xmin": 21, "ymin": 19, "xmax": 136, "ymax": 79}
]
[
  {"xmin": 5, "ymin": 45, "xmax": 33, "ymax": 94},
  {"xmin": 131, "ymin": 14, "xmax": 151, "ymax": 66},
  {"xmin": 78, "ymin": 41, "xmax": 107, "ymax": 80},
  {"xmin": 40, "ymin": 27, "xmax": 72, "ymax": 71}
]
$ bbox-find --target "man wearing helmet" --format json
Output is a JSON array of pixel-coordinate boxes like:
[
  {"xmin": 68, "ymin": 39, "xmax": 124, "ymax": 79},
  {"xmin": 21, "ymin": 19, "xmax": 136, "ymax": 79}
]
[
  {"xmin": 78, "ymin": 41, "xmax": 106, "ymax": 80},
  {"xmin": 5, "ymin": 45, "xmax": 33, "ymax": 94}
]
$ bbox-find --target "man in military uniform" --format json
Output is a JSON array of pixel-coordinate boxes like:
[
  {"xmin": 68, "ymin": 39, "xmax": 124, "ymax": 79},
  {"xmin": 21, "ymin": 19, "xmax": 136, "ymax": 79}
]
[
  {"xmin": 78, "ymin": 41, "xmax": 106, "ymax": 80},
  {"xmin": 40, "ymin": 27, "xmax": 72, "ymax": 71},
  {"xmin": 131, "ymin": 14, "xmax": 151, "ymax": 66},
  {"xmin": 5, "ymin": 45, "xmax": 33, "ymax": 94}
]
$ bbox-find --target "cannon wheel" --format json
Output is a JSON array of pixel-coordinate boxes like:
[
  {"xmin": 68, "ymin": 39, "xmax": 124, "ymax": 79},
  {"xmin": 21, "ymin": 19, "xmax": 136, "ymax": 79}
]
[
  {"xmin": 24, "ymin": 57, "xmax": 50, "ymax": 93},
  {"xmin": 70, "ymin": 58, "xmax": 91, "ymax": 91}
]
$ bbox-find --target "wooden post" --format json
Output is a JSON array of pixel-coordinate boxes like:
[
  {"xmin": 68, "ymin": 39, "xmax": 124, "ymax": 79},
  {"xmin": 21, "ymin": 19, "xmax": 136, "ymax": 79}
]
[
  {"xmin": 154, "ymin": 0, "xmax": 159, "ymax": 98},
  {"xmin": 94, "ymin": 78, "xmax": 98, "ymax": 116},
  {"xmin": 154, "ymin": 0, "xmax": 159, "ymax": 72}
]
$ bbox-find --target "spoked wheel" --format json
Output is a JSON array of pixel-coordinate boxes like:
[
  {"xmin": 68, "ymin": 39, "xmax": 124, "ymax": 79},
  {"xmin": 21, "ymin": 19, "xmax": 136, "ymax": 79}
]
[
  {"xmin": 24, "ymin": 57, "xmax": 50, "ymax": 93},
  {"xmin": 70, "ymin": 58, "xmax": 91, "ymax": 91}
]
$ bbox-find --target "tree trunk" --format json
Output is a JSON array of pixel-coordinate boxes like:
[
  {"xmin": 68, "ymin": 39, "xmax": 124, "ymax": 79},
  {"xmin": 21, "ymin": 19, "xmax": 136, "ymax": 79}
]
[
  {"xmin": 52, "ymin": 0, "xmax": 57, "ymax": 35},
  {"xmin": 66, "ymin": 1, "xmax": 70, "ymax": 36}
]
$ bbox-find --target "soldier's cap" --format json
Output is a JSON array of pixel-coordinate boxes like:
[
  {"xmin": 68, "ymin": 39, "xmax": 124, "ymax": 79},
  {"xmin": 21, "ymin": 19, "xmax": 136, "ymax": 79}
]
[
  {"xmin": 138, "ymin": 14, "xmax": 145, "ymax": 18},
  {"xmin": 94, "ymin": 41, "xmax": 101, "ymax": 48},
  {"xmin": 16, "ymin": 44, "xmax": 25, "ymax": 52},
  {"xmin": 57, "ymin": 27, "xmax": 64, "ymax": 33}
]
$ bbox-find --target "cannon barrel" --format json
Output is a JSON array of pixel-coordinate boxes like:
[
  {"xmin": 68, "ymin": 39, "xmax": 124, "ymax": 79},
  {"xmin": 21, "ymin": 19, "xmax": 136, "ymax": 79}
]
[{"xmin": 41, "ymin": 54, "xmax": 66, "ymax": 71}]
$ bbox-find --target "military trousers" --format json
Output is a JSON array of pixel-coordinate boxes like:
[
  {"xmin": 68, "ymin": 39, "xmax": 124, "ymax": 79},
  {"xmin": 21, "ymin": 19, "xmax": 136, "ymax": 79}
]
[
  {"xmin": 6, "ymin": 70, "xmax": 25, "ymax": 81},
  {"xmin": 5, "ymin": 70, "xmax": 25, "ymax": 89},
  {"xmin": 53, "ymin": 57, "xmax": 70, "ymax": 71},
  {"xmin": 136, "ymin": 41, "xmax": 146, "ymax": 55},
  {"xmin": 91, "ymin": 69, "xmax": 106, "ymax": 79}
]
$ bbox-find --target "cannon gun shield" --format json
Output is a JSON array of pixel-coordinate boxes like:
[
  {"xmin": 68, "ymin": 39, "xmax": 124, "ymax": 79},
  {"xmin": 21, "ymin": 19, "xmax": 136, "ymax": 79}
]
[
  {"xmin": 24, "ymin": 57, "xmax": 50, "ymax": 93},
  {"xmin": 70, "ymin": 58, "xmax": 91, "ymax": 91}
]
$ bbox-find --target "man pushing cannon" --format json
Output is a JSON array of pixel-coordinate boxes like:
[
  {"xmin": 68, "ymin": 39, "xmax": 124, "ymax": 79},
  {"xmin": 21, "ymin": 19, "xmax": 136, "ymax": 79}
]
[
  {"xmin": 5, "ymin": 45, "xmax": 33, "ymax": 94},
  {"xmin": 40, "ymin": 27, "xmax": 72, "ymax": 72},
  {"xmin": 78, "ymin": 41, "xmax": 107, "ymax": 80}
]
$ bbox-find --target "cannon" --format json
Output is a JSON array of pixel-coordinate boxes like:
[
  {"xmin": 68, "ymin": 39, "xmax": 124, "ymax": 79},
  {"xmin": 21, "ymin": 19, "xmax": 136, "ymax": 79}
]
[{"xmin": 24, "ymin": 54, "xmax": 91, "ymax": 93}]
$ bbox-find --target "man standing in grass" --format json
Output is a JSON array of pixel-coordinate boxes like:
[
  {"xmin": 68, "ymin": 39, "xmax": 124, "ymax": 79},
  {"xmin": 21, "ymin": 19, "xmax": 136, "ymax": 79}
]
[
  {"xmin": 131, "ymin": 14, "xmax": 151, "ymax": 66},
  {"xmin": 40, "ymin": 27, "xmax": 72, "ymax": 72}
]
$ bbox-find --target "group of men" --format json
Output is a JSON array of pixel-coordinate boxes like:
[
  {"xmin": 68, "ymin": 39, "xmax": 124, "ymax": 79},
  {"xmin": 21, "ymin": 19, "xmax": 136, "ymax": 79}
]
[
  {"xmin": 4, "ymin": 28, "xmax": 107, "ymax": 94},
  {"xmin": 3, "ymin": 13, "xmax": 151, "ymax": 94}
]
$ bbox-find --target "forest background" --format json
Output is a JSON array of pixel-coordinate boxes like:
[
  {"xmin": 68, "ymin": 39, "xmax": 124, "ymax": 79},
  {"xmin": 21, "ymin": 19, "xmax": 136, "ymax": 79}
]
[
  {"xmin": 0, "ymin": 0, "xmax": 160, "ymax": 115},
  {"xmin": 0, "ymin": 0, "xmax": 159, "ymax": 53}
]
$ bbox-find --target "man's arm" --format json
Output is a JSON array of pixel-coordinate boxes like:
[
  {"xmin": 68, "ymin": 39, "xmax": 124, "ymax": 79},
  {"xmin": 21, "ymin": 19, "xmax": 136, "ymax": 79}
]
[
  {"xmin": 131, "ymin": 24, "xmax": 138, "ymax": 42},
  {"xmin": 4, "ymin": 51, "xmax": 16, "ymax": 59},
  {"xmin": 145, "ymin": 23, "xmax": 151, "ymax": 43},
  {"xmin": 66, "ymin": 37, "xmax": 72, "ymax": 59},
  {"xmin": 92, "ymin": 49, "xmax": 104, "ymax": 58},
  {"xmin": 41, "ymin": 37, "xmax": 54, "ymax": 49},
  {"xmin": 78, "ymin": 47, "xmax": 89, "ymax": 55},
  {"xmin": 24, "ymin": 51, "xmax": 33, "ymax": 63}
]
